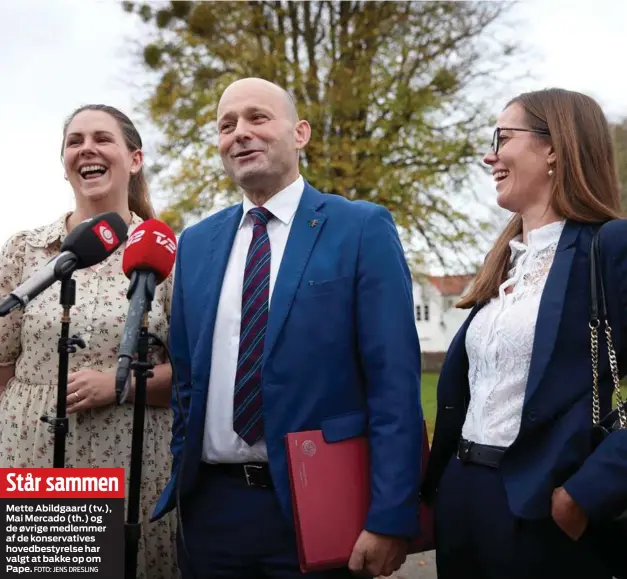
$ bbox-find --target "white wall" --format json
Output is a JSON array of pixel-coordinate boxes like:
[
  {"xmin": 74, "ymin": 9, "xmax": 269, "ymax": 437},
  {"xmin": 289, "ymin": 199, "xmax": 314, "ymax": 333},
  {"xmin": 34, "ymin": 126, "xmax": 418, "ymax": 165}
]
[{"xmin": 412, "ymin": 282, "xmax": 471, "ymax": 352}]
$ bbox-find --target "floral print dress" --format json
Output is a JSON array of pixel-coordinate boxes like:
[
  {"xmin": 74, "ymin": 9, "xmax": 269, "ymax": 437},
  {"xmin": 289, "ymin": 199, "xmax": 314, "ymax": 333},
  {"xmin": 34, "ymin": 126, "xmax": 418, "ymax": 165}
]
[{"xmin": 0, "ymin": 212, "xmax": 178, "ymax": 578}]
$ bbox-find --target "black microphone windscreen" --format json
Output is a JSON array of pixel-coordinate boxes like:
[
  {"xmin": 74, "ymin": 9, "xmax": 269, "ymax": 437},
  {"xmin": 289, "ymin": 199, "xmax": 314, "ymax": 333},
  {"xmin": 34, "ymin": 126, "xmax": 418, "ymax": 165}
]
[{"xmin": 61, "ymin": 212, "xmax": 128, "ymax": 268}]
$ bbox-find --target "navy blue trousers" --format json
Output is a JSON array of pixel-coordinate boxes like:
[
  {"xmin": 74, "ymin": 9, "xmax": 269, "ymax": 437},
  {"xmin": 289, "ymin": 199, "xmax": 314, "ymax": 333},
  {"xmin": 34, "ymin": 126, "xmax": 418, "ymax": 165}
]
[
  {"xmin": 176, "ymin": 465, "xmax": 353, "ymax": 579},
  {"xmin": 435, "ymin": 456, "xmax": 613, "ymax": 579}
]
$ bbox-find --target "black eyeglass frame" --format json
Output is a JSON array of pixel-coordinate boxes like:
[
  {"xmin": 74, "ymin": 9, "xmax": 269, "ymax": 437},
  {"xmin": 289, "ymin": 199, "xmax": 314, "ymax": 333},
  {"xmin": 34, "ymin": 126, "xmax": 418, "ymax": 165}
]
[{"xmin": 491, "ymin": 127, "xmax": 550, "ymax": 154}]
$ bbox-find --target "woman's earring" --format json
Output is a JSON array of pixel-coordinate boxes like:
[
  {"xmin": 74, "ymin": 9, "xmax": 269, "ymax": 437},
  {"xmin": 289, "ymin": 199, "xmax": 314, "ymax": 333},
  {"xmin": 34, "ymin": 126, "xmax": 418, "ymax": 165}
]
[{"xmin": 548, "ymin": 168, "xmax": 554, "ymax": 176}]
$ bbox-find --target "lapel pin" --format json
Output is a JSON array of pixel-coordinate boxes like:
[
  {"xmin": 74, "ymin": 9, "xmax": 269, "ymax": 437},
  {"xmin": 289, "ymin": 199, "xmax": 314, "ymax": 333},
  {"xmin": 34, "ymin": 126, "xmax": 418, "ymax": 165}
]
[{"xmin": 308, "ymin": 219, "xmax": 319, "ymax": 228}]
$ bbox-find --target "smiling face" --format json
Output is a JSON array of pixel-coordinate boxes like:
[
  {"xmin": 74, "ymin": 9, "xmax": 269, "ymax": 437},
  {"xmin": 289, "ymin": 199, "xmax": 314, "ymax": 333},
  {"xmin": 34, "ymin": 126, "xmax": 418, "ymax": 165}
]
[
  {"xmin": 483, "ymin": 103, "xmax": 555, "ymax": 215},
  {"xmin": 217, "ymin": 78, "xmax": 310, "ymax": 200},
  {"xmin": 62, "ymin": 109, "xmax": 143, "ymax": 207}
]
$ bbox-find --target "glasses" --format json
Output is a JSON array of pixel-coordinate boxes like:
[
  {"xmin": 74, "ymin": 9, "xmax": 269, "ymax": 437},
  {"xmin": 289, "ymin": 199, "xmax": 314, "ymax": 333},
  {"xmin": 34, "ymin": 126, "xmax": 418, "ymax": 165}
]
[{"xmin": 491, "ymin": 127, "xmax": 550, "ymax": 154}]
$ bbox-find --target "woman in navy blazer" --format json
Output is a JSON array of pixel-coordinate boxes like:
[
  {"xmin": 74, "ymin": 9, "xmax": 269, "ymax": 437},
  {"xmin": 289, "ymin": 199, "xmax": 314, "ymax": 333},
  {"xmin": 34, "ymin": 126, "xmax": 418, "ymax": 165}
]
[{"xmin": 422, "ymin": 88, "xmax": 627, "ymax": 579}]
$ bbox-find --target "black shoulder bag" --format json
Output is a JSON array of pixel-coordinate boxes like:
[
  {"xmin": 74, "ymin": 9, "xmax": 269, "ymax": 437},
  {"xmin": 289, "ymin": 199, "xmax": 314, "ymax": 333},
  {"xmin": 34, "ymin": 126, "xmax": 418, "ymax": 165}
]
[{"xmin": 588, "ymin": 229, "xmax": 627, "ymax": 578}]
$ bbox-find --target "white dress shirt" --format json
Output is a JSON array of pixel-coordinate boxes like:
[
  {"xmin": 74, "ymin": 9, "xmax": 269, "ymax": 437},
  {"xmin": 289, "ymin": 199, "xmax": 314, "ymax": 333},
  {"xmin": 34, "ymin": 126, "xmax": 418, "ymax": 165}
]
[
  {"xmin": 202, "ymin": 175, "xmax": 305, "ymax": 463},
  {"xmin": 461, "ymin": 220, "xmax": 566, "ymax": 447}
]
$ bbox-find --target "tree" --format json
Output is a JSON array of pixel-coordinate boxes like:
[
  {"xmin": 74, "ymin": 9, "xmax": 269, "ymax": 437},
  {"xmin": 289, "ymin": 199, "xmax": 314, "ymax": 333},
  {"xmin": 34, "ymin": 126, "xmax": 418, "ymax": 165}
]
[
  {"xmin": 612, "ymin": 119, "xmax": 627, "ymax": 210},
  {"xmin": 122, "ymin": 0, "xmax": 521, "ymax": 271}
]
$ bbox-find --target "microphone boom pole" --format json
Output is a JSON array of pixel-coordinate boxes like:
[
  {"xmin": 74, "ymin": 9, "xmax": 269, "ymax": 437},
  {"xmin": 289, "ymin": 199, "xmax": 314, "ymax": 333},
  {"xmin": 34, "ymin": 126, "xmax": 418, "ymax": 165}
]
[
  {"xmin": 40, "ymin": 275, "xmax": 85, "ymax": 467},
  {"xmin": 122, "ymin": 272, "xmax": 157, "ymax": 579},
  {"xmin": 112, "ymin": 217, "xmax": 177, "ymax": 579},
  {"xmin": 37, "ymin": 212, "xmax": 129, "ymax": 467}
]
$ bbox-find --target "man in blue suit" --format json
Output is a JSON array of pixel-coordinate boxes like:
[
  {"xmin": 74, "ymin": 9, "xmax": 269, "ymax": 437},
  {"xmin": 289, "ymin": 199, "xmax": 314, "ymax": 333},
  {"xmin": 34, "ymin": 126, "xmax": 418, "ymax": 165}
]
[{"xmin": 152, "ymin": 77, "xmax": 424, "ymax": 578}]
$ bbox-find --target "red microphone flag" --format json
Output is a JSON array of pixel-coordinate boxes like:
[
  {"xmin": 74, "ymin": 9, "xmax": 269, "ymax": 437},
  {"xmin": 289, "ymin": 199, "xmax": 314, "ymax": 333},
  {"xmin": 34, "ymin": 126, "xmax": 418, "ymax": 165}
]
[{"xmin": 122, "ymin": 219, "xmax": 177, "ymax": 283}]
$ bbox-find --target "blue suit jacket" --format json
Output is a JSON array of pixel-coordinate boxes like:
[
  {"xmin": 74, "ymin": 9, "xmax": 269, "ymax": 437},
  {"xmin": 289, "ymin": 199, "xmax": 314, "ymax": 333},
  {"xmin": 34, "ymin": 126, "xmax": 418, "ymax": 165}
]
[
  {"xmin": 422, "ymin": 219, "xmax": 627, "ymax": 522},
  {"xmin": 152, "ymin": 182, "xmax": 424, "ymax": 537}
]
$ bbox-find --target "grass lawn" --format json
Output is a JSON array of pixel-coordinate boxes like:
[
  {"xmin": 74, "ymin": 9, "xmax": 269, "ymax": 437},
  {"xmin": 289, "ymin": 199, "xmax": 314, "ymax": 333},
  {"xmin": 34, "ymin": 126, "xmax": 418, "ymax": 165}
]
[
  {"xmin": 420, "ymin": 373, "xmax": 627, "ymax": 442},
  {"xmin": 420, "ymin": 373, "xmax": 439, "ymax": 441}
]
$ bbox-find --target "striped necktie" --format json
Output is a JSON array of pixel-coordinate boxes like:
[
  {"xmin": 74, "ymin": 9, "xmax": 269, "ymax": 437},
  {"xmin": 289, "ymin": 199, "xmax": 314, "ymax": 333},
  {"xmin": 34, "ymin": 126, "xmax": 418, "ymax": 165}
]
[{"xmin": 233, "ymin": 207, "xmax": 273, "ymax": 445}]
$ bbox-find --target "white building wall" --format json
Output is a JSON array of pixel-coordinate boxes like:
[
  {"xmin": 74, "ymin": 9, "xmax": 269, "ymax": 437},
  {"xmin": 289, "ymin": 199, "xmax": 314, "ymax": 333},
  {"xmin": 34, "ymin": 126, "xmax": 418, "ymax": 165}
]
[{"xmin": 412, "ymin": 282, "xmax": 472, "ymax": 353}]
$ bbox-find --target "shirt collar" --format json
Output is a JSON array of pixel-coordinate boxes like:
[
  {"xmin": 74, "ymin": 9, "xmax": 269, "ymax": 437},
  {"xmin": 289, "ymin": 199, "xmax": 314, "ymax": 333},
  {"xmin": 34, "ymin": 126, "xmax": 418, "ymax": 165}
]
[
  {"xmin": 239, "ymin": 175, "xmax": 304, "ymax": 229},
  {"xmin": 509, "ymin": 219, "xmax": 566, "ymax": 263},
  {"xmin": 25, "ymin": 211, "xmax": 143, "ymax": 249}
]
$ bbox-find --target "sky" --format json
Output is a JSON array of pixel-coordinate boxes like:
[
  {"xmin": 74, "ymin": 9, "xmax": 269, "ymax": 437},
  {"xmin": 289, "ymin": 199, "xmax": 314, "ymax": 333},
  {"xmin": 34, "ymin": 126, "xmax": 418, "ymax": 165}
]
[{"xmin": 1, "ymin": 0, "xmax": 626, "ymax": 248}]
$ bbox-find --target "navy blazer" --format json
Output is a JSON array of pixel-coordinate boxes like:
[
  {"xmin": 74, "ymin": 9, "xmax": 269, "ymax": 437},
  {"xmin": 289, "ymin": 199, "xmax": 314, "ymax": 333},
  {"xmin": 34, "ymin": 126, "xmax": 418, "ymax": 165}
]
[
  {"xmin": 152, "ymin": 182, "xmax": 424, "ymax": 537},
  {"xmin": 423, "ymin": 219, "xmax": 627, "ymax": 522}
]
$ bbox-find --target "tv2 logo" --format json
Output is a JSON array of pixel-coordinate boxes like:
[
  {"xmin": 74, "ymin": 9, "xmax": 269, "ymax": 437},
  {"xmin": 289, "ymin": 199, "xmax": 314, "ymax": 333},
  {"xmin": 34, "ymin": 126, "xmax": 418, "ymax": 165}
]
[
  {"xmin": 126, "ymin": 229, "xmax": 176, "ymax": 255},
  {"xmin": 153, "ymin": 231, "xmax": 176, "ymax": 254},
  {"xmin": 126, "ymin": 229, "xmax": 145, "ymax": 247}
]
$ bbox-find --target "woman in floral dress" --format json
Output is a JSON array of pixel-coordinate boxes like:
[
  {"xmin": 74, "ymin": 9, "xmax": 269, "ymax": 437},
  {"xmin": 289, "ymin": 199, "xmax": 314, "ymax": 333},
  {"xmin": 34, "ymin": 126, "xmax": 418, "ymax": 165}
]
[{"xmin": 0, "ymin": 105, "xmax": 178, "ymax": 578}]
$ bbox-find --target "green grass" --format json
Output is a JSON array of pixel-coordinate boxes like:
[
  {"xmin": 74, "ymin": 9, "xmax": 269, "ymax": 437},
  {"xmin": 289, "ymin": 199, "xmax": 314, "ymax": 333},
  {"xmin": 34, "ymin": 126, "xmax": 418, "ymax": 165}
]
[
  {"xmin": 420, "ymin": 373, "xmax": 627, "ymax": 443},
  {"xmin": 420, "ymin": 373, "xmax": 439, "ymax": 441}
]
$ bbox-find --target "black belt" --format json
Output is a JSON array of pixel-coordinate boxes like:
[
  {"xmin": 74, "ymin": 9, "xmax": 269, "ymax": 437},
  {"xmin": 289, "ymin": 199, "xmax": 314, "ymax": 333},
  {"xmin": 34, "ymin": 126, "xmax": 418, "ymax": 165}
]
[
  {"xmin": 199, "ymin": 461, "xmax": 273, "ymax": 489},
  {"xmin": 457, "ymin": 438, "xmax": 506, "ymax": 469}
]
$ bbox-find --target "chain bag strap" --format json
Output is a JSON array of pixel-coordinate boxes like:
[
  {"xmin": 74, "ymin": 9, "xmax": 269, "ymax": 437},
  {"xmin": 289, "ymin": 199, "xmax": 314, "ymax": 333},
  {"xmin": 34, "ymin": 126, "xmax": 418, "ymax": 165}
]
[
  {"xmin": 587, "ymin": 229, "xmax": 627, "ymax": 579},
  {"xmin": 589, "ymin": 229, "xmax": 627, "ymax": 433}
]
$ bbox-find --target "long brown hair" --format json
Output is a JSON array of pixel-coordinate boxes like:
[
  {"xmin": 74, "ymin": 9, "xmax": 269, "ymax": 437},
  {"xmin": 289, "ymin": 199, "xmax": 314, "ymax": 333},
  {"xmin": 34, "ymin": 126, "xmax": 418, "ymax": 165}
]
[
  {"xmin": 61, "ymin": 104, "xmax": 156, "ymax": 221},
  {"xmin": 458, "ymin": 88, "xmax": 622, "ymax": 309}
]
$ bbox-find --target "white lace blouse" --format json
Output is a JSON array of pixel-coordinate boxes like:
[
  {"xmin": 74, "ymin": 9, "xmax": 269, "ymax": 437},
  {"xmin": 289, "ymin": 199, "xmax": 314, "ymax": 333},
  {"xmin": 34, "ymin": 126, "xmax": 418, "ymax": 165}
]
[{"xmin": 461, "ymin": 220, "xmax": 566, "ymax": 447}]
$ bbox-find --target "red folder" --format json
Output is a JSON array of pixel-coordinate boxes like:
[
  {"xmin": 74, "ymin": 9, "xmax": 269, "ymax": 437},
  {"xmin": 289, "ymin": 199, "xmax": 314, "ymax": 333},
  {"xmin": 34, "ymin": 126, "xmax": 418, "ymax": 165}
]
[{"xmin": 285, "ymin": 421, "xmax": 434, "ymax": 573}]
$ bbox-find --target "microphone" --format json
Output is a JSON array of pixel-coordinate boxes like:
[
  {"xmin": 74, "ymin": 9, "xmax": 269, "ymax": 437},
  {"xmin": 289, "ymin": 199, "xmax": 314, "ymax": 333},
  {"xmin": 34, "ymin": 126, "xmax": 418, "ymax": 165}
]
[
  {"xmin": 115, "ymin": 219, "xmax": 177, "ymax": 403},
  {"xmin": 0, "ymin": 212, "xmax": 128, "ymax": 316}
]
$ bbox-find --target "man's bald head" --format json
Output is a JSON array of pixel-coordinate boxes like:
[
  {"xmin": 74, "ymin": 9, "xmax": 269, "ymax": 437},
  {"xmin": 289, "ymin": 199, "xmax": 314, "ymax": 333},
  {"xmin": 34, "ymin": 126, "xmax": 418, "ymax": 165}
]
[
  {"xmin": 216, "ymin": 77, "xmax": 311, "ymax": 204},
  {"xmin": 218, "ymin": 77, "xmax": 299, "ymax": 123}
]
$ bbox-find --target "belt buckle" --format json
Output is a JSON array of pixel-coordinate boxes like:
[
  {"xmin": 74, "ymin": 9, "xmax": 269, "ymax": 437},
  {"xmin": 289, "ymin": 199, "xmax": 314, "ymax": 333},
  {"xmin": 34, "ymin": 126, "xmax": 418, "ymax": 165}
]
[
  {"xmin": 457, "ymin": 439, "xmax": 473, "ymax": 463},
  {"xmin": 243, "ymin": 464, "xmax": 266, "ymax": 488}
]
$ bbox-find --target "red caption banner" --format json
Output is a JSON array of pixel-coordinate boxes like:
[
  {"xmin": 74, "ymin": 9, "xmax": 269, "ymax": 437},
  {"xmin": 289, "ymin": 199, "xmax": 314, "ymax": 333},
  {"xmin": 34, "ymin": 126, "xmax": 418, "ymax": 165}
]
[{"xmin": 0, "ymin": 468, "xmax": 125, "ymax": 499}]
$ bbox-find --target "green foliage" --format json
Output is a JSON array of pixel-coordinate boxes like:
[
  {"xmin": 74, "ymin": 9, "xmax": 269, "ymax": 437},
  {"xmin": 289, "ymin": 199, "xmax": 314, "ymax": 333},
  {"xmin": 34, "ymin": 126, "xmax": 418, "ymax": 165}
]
[
  {"xmin": 123, "ymin": 0, "xmax": 520, "ymax": 269},
  {"xmin": 612, "ymin": 120, "xmax": 627, "ymax": 211}
]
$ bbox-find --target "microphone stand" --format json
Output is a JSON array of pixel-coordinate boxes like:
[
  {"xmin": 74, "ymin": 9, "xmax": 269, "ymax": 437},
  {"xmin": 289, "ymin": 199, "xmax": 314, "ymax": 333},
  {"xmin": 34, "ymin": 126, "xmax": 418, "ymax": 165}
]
[
  {"xmin": 124, "ymin": 295, "xmax": 156, "ymax": 579},
  {"xmin": 41, "ymin": 276, "xmax": 85, "ymax": 467}
]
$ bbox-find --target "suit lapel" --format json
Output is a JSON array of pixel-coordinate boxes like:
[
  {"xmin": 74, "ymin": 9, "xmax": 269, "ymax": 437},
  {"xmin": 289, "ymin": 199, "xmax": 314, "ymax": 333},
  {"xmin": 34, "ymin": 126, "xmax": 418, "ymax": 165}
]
[
  {"xmin": 524, "ymin": 220, "xmax": 583, "ymax": 405},
  {"xmin": 263, "ymin": 183, "xmax": 326, "ymax": 360},
  {"xmin": 193, "ymin": 205, "xmax": 243, "ymax": 385}
]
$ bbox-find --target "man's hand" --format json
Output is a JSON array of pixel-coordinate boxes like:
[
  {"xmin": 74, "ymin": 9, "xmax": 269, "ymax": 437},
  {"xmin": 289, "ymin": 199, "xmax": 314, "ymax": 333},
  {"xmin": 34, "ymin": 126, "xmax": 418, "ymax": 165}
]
[
  {"xmin": 66, "ymin": 370, "xmax": 117, "ymax": 414},
  {"xmin": 551, "ymin": 486, "xmax": 588, "ymax": 541},
  {"xmin": 348, "ymin": 530, "xmax": 408, "ymax": 577}
]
